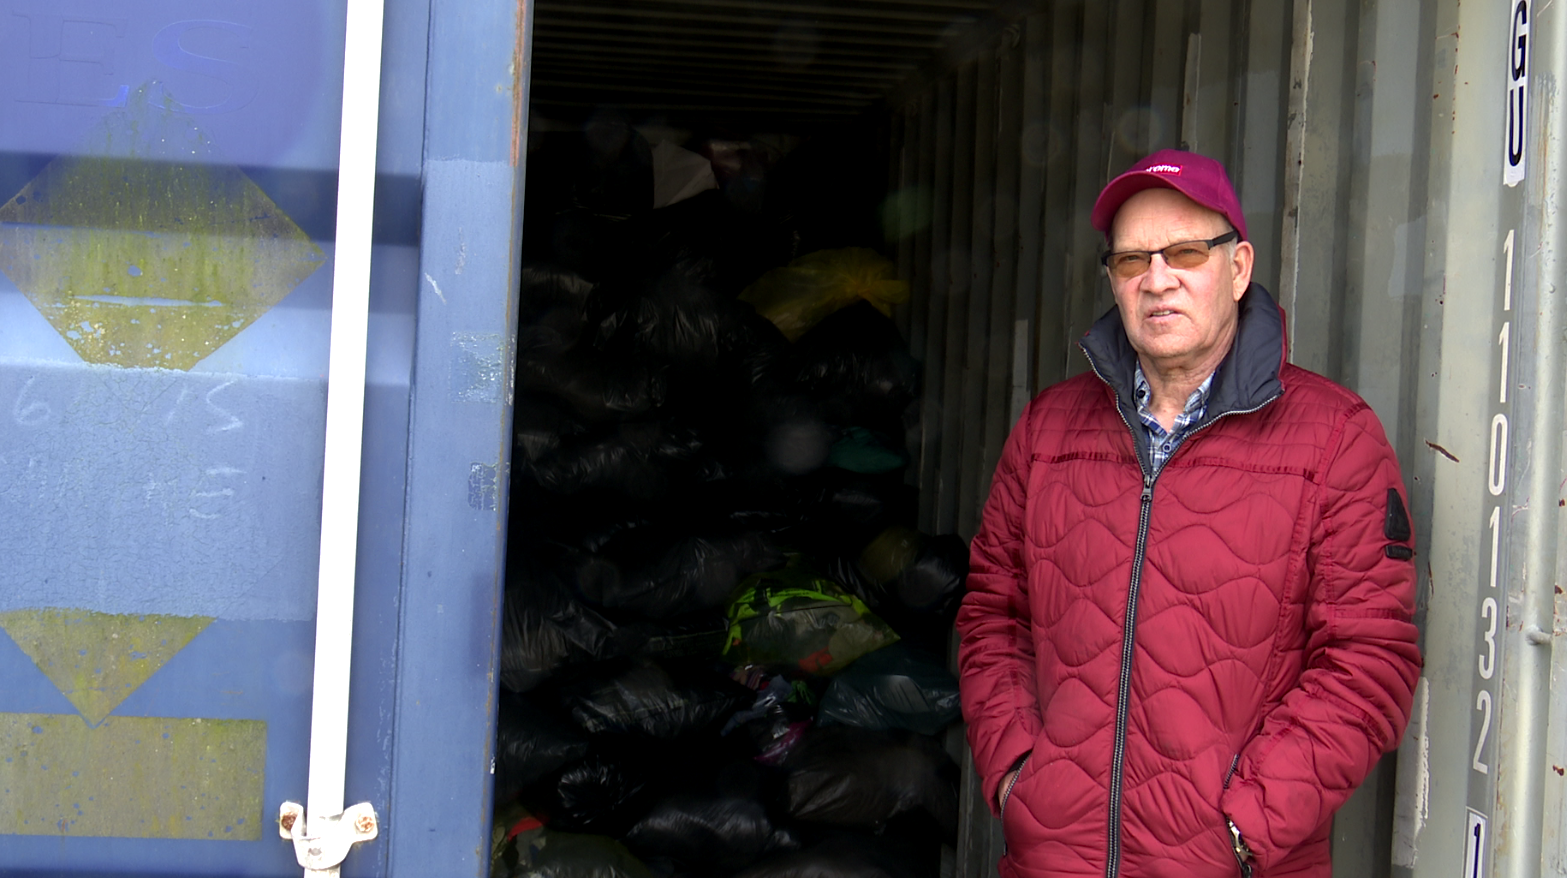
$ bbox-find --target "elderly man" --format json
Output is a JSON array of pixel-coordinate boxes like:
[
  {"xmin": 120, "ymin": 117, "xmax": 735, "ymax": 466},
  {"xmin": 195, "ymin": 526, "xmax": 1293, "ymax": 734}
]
[{"xmin": 956, "ymin": 150, "xmax": 1420, "ymax": 877}]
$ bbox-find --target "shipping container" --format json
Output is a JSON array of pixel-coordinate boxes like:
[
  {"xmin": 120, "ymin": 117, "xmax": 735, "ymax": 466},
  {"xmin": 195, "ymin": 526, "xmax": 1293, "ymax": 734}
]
[{"xmin": 1, "ymin": 1, "xmax": 1563, "ymax": 877}]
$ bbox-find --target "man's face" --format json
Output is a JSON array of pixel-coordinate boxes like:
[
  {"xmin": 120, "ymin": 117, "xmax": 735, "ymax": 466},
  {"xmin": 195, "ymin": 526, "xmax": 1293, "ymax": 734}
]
[{"xmin": 1106, "ymin": 188, "xmax": 1254, "ymax": 378}]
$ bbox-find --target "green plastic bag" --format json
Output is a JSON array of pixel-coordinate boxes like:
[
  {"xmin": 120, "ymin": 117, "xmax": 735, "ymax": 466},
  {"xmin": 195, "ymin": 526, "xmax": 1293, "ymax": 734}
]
[
  {"xmin": 826, "ymin": 426, "xmax": 909, "ymax": 474},
  {"xmin": 492, "ymin": 804, "xmax": 654, "ymax": 878},
  {"xmin": 739, "ymin": 248, "xmax": 910, "ymax": 341},
  {"xmin": 724, "ymin": 559, "xmax": 898, "ymax": 675}
]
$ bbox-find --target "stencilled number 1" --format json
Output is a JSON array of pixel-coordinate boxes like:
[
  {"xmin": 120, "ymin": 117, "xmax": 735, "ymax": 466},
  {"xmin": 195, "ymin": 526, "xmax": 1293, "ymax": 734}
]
[{"xmin": 1473, "ymin": 230, "xmax": 1514, "ymax": 777}]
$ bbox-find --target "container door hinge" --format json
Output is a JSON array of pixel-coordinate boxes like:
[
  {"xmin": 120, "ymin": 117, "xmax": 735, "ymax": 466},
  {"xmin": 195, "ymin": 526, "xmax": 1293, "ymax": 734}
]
[{"xmin": 278, "ymin": 801, "xmax": 379, "ymax": 876}]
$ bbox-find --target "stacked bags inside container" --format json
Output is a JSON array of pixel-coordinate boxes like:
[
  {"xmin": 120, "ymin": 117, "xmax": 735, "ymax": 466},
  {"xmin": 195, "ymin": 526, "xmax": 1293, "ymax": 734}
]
[{"xmin": 495, "ymin": 120, "xmax": 969, "ymax": 878}]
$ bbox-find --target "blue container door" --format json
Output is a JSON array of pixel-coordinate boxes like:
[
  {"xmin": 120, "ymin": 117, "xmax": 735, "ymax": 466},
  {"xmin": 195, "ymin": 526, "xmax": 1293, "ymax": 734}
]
[{"xmin": 0, "ymin": 0, "xmax": 529, "ymax": 873}]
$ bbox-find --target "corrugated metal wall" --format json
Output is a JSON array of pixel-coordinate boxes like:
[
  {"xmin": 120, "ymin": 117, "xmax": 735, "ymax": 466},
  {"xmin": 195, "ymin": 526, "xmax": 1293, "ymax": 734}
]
[
  {"xmin": 888, "ymin": 0, "xmax": 1306, "ymax": 546},
  {"xmin": 882, "ymin": 2, "xmax": 1455, "ymax": 876}
]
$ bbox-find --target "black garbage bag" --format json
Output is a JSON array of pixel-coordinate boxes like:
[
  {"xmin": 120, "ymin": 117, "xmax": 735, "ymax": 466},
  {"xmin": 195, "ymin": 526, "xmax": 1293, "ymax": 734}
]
[
  {"xmin": 817, "ymin": 644, "xmax": 960, "ymax": 736},
  {"xmin": 791, "ymin": 301, "xmax": 921, "ymax": 429},
  {"xmin": 826, "ymin": 528, "xmax": 967, "ymax": 650},
  {"xmin": 516, "ymin": 346, "xmax": 668, "ymax": 423},
  {"xmin": 591, "ymin": 255, "xmax": 752, "ymax": 367},
  {"xmin": 554, "ymin": 659, "xmax": 753, "ymax": 739},
  {"xmin": 521, "ymin": 119, "xmax": 652, "ymax": 277},
  {"xmin": 495, "ymin": 691, "xmax": 591, "ymax": 803},
  {"xmin": 505, "ymin": 487, "xmax": 659, "ymax": 554},
  {"xmin": 622, "ymin": 792, "xmax": 799, "ymax": 875},
  {"xmin": 503, "ymin": 826, "xmax": 654, "ymax": 878},
  {"xmin": 732, "ymin": 834, "xmax": 918, "ymax": 878},
  {"xmin": 575, "ymin": 115, "xmax": 655, "ymax": 216},
  {"xmin": 793, "ymin": 472, "xmax": 919, "ymax": 556},
  {"xmin": 547, "ymin": 751, "xmax": 651, "ymax": 836},
  {"xmin": 500, "ymin": 553, "xmax": 629, "ymax": 693},
  {"xmin": 783, "ymin": 726, "xmax": 958, "ymax": 838},
  {"xmin": 512, "ymin": 393, "xmax": 593, "ymax": 466},
  {"xmin": 888, "ymin": 533, "xmax": 968, "ymax": 613},
  {"xmin": 723, "ymin": 559, "xmax": 898, "ymax": 676},
  {"xmin": 756, "ymin": 408, "xmax": 836, "ymax": 478},
  {"xmin": 517, "ymin": 420, "xmax": 711, "ymax": 499},
  {"xmin": 527, "ymin": 207, "xmax": 639, "ymax": 281},
  {"xmin": 621, "ymin": 611, "xmax": 731, "ymax": 662},
  {"xmin": 518, "ymin": 264, "xmax": 598, "ymax": 363},
  {"xmin": 830, "ymin": 527, "xmax": 968, "ymax": 613},
  {"xmin": 574, "ymin": 524, "xmax": 783, "ymax": 619},
  {"xmin": 525, "ymin": 116, "xmax": 653, "ymax": 220},
  {"xmin": 627, "ymin": 189, "xmax": 795, "ymax": 296}
]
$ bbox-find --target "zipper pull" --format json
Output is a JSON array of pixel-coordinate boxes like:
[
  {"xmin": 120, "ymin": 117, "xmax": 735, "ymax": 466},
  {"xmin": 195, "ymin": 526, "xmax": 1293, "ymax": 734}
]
[{"xmin": 1141, "ymin": 474, "xmax": 1153, "ymax": 503}]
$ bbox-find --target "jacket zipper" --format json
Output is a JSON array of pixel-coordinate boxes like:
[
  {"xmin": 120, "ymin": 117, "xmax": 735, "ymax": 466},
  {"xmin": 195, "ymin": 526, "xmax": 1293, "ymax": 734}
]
[
  {"xmin": 1223, "ymin": 754, "xmax": 1253, "ymax": 878},
  {"xmin": 1085, "ymin": 356, "xmax": 1282, "ymax": 878},
  {"xmin": 1104, "ymin": 470, "xmax": 1155, "ymax": 878}
]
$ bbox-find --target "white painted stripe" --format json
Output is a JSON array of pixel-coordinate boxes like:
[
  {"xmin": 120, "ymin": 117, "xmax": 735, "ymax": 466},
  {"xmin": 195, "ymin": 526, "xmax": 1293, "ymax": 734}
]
[{"xmin": 306, "ymin": 0, "xmax": 387, "ymax": 851}]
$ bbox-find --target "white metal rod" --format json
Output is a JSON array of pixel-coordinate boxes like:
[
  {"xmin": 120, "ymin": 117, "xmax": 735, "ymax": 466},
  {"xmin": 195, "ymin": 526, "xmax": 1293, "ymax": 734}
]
[{"xmin": 307, "ymin": 0, "xmax": 387, "ymax": 839}]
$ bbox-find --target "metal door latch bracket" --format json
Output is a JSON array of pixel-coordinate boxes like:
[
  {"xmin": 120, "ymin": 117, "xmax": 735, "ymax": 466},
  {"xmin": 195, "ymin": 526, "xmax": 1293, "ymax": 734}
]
[{"xmin": 278, "ymin": 801, "xmax": 379, "ymax": 876}]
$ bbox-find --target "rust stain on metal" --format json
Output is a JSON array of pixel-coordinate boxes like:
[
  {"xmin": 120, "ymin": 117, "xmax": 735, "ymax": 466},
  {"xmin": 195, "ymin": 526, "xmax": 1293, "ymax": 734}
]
[
  {"xmin": 280, "ymin": 811, "xmax": 298, "ymax": 832},
  {"xmin": 354, "ymin": 811, "xmax": 377, "ymax": 834},
  {"xmin": 1555, "ymin": 765, "xmax": 1565, "ymax": 776},
  {"xmin": 511, "ymin": 0, "xmax": 530, "ymax": 167},
  {"xmin": 1424, "ymin": 440, "xmax": 1460, "ymax": 463}
]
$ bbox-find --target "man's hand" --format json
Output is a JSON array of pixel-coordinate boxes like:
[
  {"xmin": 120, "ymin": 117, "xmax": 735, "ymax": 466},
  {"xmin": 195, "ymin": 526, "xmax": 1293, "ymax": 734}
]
[{"xmin": 998, "ymin": 767, "xmax": 1021, "ymax": 812}]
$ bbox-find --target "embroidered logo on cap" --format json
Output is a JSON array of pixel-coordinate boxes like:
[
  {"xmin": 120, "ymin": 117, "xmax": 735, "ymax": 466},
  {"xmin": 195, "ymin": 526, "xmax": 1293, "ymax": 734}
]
[{"xmin": 1146, "ymin": 164, "xmax": 1183, "ymax": 174}]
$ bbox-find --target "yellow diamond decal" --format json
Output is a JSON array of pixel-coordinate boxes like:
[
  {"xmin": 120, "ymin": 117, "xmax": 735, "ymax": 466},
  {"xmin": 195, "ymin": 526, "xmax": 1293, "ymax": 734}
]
[
  {"xmin": 0, "ymin": 609, "xmax": 214, "ymax": 725},
  {"xmin": 0, "ymin": 85, "xmax": 324, "ymax": 370}
]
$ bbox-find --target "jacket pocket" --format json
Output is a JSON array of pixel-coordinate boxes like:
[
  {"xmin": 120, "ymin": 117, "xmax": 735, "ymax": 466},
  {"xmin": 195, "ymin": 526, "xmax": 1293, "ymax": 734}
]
[
  {"xmin": 998, "ymin": 753, "xmax": 1031, "ymax": 820},
  {"xmin": 998, "ymin": 752, "xmax": 1033, "ymax": 855}
]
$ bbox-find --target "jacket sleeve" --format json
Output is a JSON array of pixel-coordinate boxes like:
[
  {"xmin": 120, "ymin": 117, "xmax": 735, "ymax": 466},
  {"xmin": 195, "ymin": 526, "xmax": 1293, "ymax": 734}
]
[
  {"xmin": 956, "ymin": 399, "xmax": 1045, "ymax": 816},
  {"xmin": 1220, "ymin": 402, "xmax": 1421, "ymax": 868}
]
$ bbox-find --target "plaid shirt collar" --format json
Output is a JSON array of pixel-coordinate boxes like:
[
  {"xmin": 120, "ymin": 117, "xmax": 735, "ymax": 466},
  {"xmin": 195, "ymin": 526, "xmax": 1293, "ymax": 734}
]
[{"xmin": 1133, "ymin": 364, "xmax": 1215, "ymax": 474}]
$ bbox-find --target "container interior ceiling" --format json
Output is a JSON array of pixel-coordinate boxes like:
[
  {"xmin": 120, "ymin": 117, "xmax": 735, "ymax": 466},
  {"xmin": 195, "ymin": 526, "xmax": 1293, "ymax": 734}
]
[{"xmin": 528, "ymin": 0, "xmax": 1015, "ymax": 131}]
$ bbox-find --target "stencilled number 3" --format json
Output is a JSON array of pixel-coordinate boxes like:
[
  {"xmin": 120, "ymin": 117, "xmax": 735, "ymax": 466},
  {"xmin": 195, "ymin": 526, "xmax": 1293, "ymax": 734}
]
[{"xmin": 1478, "ymin": 598, "xmax": 1498, "ymax": 679}]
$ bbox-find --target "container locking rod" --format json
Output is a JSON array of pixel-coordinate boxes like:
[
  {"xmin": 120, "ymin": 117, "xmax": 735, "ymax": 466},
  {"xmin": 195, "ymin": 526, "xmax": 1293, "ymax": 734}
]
[{"xmin": 291, "ymin": 0, "xmax": 388, "ymax": 869}]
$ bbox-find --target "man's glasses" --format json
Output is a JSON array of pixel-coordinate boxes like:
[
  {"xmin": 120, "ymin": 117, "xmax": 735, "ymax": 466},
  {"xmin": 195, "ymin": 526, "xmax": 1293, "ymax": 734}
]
[{"xmin": 1100, "ymin": 230, "xmax": 1240, "ymax": 280}]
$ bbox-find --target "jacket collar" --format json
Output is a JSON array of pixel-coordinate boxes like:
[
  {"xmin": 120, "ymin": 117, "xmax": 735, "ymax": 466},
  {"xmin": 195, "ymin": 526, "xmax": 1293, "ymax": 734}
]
[{"xmin": 1077, "ymin": 283, "xmax": 1287, "ymax": 430}]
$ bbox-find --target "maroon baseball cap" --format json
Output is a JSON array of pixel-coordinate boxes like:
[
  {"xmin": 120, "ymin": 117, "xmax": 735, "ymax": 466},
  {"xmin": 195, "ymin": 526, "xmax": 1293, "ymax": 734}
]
[{"xmin": 1090, "ymin": 149, "xmax": 1248, "ymax": 241}]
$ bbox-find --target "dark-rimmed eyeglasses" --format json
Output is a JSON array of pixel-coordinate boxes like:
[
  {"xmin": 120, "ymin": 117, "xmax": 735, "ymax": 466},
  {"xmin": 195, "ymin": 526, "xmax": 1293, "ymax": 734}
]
[{"xmin": 1100, "ymin": 230, "xmax": 1240, "ymax": 280}]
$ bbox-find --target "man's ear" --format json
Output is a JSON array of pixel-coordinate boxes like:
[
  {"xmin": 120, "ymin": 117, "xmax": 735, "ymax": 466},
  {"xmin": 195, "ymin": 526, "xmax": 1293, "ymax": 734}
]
[{"xmin": 1231, "ymin": 240, "xmax": 1255, "ymax": 300}]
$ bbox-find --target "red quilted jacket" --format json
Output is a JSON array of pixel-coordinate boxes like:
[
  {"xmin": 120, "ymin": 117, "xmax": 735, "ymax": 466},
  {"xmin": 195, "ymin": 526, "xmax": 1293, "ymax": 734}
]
[{"xmin": 957, "ymin": 286, "xmax": 1420, "ymax": 878}]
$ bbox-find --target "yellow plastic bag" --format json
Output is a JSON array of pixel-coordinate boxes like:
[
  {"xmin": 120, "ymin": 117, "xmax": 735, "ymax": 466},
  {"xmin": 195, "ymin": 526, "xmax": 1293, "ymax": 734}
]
[{"xmin": 739, "ymin": 248, "xmax": 910, "ymax": 341}]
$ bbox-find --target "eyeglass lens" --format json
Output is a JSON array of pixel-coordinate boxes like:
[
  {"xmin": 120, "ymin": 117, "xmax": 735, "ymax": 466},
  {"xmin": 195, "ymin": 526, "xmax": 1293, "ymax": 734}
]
[{"xmin": 1106, "ymin": 240, "xmax": 1220, "ymax": 280}]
